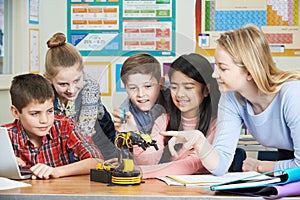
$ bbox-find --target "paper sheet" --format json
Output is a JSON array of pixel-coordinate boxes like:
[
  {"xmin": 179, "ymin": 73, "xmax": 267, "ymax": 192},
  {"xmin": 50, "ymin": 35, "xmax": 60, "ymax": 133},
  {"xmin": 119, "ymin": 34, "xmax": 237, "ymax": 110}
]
[{"xmin": 0, "ymin": 177, "xmax": 31, "ymax": 190}]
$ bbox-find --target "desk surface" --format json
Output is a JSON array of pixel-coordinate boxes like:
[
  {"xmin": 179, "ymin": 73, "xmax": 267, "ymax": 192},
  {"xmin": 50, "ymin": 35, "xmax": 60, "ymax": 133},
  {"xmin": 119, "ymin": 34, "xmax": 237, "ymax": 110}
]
[{"xmin": 0, "ymin": 175, "xmax": 299, "ymax": 200}]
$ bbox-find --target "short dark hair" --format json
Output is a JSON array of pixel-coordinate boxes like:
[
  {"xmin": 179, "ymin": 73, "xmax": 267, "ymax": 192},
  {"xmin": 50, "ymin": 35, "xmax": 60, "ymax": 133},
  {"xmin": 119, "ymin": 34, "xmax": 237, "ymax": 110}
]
[{"xmin": 10, "ymin": 73, "xmax": 54, "ymax": 113}]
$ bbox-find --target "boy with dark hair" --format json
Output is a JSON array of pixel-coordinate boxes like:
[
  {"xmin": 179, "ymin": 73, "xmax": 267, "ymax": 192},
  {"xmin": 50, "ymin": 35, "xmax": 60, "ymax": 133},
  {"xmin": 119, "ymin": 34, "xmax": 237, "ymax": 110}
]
[{"xmin": 2, "ymin": 73, "xmax": 103, "ymax": 179}]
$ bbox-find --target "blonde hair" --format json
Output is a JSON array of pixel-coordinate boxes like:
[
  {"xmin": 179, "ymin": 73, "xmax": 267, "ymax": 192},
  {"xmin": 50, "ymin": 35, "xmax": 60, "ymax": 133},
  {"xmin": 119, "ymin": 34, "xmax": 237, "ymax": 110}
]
[
  {"xmin": 217, "ymin": 24, "xmax": 300, "ymax": 95},
  {"xmin": 45, "ymin": 32, "xmax": 83, "ymax": 78}
]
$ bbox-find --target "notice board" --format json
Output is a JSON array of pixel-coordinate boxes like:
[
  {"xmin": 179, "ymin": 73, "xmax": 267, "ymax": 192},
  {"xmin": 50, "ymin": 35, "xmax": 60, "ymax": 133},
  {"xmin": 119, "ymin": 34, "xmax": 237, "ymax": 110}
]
[{"xmin": 67, "ymin": 0, "xmax": 176, "ymax": 57}]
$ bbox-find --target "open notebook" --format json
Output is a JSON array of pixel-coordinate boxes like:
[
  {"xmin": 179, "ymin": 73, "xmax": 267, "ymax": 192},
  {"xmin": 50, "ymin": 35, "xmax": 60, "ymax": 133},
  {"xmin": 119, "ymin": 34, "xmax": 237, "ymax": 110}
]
[
  {"xmin": 157, "ymin": 171, "xmax": 267, "ymax": 186},
  {"xmin": 0, "ymin": 127, "xmax": 32, "ymax": 180}
]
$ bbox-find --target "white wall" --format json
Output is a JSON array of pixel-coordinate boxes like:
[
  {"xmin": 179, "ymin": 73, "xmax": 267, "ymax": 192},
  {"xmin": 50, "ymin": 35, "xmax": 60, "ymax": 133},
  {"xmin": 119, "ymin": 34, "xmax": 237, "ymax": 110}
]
[
  {"xmin": 0, "ymin": 0, "xmax": 67, "ymax": 124},
  {"xmin": 0, "ymin": 0, "xmax": 299, "ymax": 125}
]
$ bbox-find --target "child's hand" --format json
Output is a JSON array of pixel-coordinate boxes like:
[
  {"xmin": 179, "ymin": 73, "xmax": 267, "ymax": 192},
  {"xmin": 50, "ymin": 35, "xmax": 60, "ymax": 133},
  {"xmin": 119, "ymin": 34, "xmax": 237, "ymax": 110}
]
[
  {"xmin": 104, "ymin": 158, "xmax": 119, "ymax": 169},
  {"xmin": 30, "ymin": 163, "xmax": 59, "ymax": 179},
  {"xmin": 112, "ymin": 108, "xmax": 125, "ymax": 132},
  {"xmin": 112, "ymin": 108, "xmax": 138, "ymax": 132},
  {"xmin": 16, "ymin": 157, "xmax": 26, "ymax": 168}
]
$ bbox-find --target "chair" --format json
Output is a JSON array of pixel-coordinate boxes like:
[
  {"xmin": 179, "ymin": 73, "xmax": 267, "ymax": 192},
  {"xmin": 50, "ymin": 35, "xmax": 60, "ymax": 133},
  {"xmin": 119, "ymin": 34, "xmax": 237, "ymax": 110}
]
[
  {"xmin": 228, "ymin": 148, "xmax": 247, "ymax": 172},
  {"xmin": 257, "ymin": 151, "xmax": 278, "ymax": 161}
]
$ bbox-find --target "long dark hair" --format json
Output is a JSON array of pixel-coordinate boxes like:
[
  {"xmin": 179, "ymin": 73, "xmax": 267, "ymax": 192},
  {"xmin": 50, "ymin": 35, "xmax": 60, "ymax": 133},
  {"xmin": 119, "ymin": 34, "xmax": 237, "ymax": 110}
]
[
  {"xmin": 159, "ymin": 53, "xmax": 220, "ymax": 163},
  {"xmin": 167, "ymin": 53, "xmax": 219, "ymax": 135}
]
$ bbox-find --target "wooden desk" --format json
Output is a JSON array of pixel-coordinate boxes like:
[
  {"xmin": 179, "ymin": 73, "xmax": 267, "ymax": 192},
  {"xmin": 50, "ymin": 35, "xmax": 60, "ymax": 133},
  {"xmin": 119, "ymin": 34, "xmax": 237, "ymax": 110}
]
[{"xmin": 0, "ymin": 175, "xmax": 299, "ymax": 200}]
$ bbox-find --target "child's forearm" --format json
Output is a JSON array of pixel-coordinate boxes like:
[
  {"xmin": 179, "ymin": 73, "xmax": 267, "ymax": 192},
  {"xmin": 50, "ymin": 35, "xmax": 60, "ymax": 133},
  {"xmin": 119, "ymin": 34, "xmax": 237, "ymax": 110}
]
[{"xmin": 55, "ymin": 158, "xmax": 103, "ymax": 178}]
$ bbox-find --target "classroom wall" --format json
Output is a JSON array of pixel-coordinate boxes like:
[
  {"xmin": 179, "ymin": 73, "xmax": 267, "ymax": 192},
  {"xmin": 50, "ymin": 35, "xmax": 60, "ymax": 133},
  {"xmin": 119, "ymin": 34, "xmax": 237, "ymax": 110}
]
[{"xmin": 0, "ymin": 0, "xmax": 299, "ymax": 125}]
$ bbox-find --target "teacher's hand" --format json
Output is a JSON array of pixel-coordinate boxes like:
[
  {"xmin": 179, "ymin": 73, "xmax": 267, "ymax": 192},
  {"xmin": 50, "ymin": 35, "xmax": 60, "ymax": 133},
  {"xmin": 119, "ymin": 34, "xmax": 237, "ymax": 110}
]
[{"xmin": 160, "ymin": 130, "xmax": 205, "ymax": 158}]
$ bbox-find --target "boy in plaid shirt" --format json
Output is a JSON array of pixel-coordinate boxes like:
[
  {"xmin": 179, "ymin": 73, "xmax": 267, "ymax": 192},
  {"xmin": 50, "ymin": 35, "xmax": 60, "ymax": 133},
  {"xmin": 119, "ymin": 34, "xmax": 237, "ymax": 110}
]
[{"xmin": 2, "ymin": 73, "xmax": 103, "ymax": 179}]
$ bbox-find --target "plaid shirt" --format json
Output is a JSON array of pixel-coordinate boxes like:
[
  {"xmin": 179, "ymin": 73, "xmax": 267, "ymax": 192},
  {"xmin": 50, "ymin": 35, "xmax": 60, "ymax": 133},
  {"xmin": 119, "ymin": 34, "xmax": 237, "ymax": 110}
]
[{"xmin": 3, "ymin": 115, "xmax": 103, "ymax": 169}]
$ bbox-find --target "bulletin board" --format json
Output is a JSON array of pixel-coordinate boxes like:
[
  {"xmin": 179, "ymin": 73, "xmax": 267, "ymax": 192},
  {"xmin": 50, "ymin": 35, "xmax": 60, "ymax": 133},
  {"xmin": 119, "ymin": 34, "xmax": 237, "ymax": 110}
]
[
  {"xmin": 29, "ymin": 28, "xmax": 40, "ymax": 73},
  {"xmin": 67, "ymin": 0, "xmax": 176, "ymax": 56},
  {"xmin": 195, "ymin": 0, "xmax": 300, "ymax": 56},
  {"xmin": 115, "ymin": 63, "xmax": 125, "ymax": 92},
  {"xmin": 28, "ymin": 0, "xmax": 40, "ymax": 24}
]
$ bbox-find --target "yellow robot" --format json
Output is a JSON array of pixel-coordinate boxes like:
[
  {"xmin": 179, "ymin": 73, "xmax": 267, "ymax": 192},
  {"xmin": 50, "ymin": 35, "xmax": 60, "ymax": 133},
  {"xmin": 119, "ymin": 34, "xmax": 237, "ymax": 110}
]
[
  {"xmin": 111, "ymin": 131, "xmax": 158, "ymax": 185},
  {"xmin": 91, "ymin": 131, "xmax": 158, "ymax": 185}
]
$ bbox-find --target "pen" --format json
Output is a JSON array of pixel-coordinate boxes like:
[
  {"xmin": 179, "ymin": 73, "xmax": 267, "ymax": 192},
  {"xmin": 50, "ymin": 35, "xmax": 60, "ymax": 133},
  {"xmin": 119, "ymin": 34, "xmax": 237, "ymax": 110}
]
[{"xmin": 121, "ymin": 108, "xmax": 126, "ymax": 132}]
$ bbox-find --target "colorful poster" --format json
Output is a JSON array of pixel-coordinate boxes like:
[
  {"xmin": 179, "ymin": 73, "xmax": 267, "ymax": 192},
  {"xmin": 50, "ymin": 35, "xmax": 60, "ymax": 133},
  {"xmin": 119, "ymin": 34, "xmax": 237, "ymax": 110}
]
[
  {"xmin": 70, "ymin": 32, "xmax": 119, "ymax": 55},
  {"xmin": 123, "ymin": 0, "xmax": 173, "ymax": 18},
  {"xmin": 29, "ymin": 28, "xmax": 40, "ymax": 73},
  {"xmin": 70, "ymin": 4, "xmax": 119, "ymax": 30},
  {"xmin": 29, "ymin": 0, "xmax": 39, "ymax": 24},
  {"xmin": 67, "ymin": 0, "xmax": 175, "ymax": 56},
  {"xmin": 195, "ymin": 0, "xmax": 300, "ymax": 56},
  {"xmin": 122, "ymin": 20, "xmax": 172, "ymax": 55}
]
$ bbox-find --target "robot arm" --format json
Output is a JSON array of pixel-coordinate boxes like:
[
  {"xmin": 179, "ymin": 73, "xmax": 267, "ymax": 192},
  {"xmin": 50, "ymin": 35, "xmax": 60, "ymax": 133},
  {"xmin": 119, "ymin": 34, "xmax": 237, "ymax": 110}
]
[
  {"xmin": 91, "ymin": 113, "xmax": 160, "ymax": 185},
  {"xmin": 115, "ymin": 131, "xmax": 158, "ymax": 151},
  {"xmin": 114, "ymin": 131, "xmax": 158, "ymax": 173}
]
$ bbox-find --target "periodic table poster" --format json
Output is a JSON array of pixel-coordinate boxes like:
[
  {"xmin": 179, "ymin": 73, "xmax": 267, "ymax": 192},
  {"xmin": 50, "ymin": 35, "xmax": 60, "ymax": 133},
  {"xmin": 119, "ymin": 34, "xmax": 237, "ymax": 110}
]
[
  {"xmin": 195, "ymin": 0, "xmax": 300, "ymax": 56},
  {"xmin": 67, "ymin": 0, "xmax": 176, "ymax": 57}
]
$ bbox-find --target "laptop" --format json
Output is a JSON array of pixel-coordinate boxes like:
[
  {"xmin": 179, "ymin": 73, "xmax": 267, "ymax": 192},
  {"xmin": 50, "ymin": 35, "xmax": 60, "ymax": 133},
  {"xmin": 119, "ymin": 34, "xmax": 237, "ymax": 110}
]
[{"xmin": 0, "ymin": 127, "xmax": 32, "ymax": 179}]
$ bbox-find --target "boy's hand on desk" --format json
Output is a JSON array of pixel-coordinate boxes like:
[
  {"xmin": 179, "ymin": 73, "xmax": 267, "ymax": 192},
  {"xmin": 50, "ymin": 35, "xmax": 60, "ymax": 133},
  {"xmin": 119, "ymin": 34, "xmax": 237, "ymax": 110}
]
[
  {"xmin": 112, "ymin": 108, "xmax": 138, "ymax": 132},
  {"xmin": 104, "ymin": 158, "xmax": 119, "ymax": 169},
  {"xmin": 30, "ymin": 163, "xmax": 59, "ymax": 180}
]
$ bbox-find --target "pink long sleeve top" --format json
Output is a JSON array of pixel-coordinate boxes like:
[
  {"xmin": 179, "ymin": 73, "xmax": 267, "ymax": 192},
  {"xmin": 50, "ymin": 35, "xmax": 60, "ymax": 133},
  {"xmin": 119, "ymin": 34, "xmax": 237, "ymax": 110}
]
[{"xmin": 134, "ymin": 113, "xmax": 216, "ymax": 179}]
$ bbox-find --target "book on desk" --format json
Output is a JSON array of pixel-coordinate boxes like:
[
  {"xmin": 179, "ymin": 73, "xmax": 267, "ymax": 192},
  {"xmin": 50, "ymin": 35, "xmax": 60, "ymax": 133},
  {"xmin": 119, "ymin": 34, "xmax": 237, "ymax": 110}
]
[
  {"xmin": 157, "ymin": 171, "xmax": 266, "ymax": 187},
  {"xmin": 210, "ymin": 167, "xmax": 300, "ymax": 198}
]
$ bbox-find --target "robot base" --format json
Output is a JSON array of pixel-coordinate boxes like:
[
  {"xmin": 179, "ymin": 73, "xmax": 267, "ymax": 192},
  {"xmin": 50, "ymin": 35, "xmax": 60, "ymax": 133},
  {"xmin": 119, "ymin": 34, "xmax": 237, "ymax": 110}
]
[
  {"xmin": 111, "ymin": 170, "xmax": 141, "ymax": 185},
  {"xmin": 90, "ymin": 169, "xmax": 142, "ymax": 186}
]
